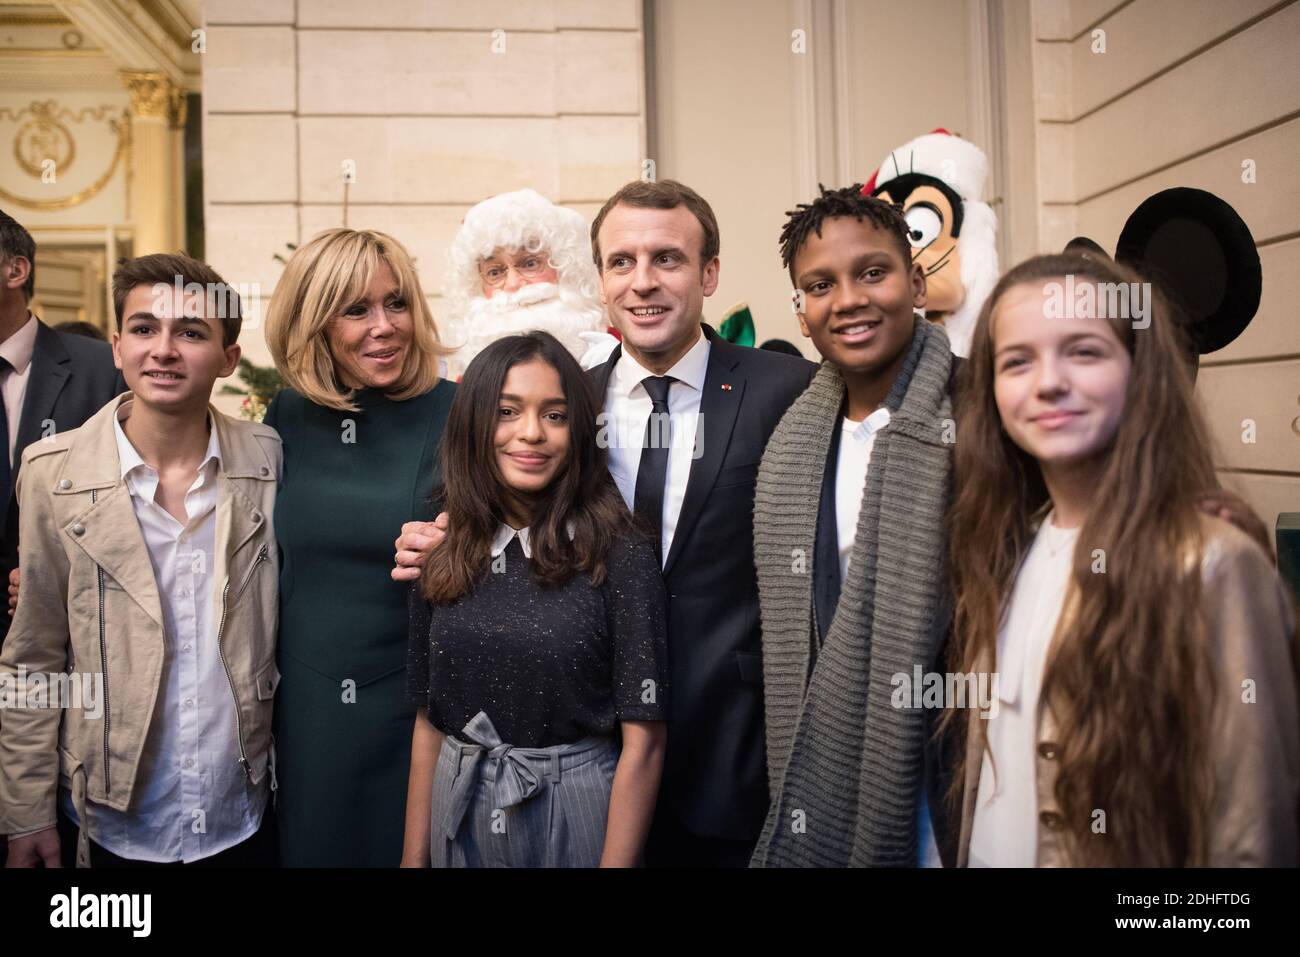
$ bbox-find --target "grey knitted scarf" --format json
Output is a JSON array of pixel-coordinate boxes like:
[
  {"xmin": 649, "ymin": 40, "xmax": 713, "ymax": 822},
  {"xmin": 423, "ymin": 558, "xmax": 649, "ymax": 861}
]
[{"xmin": 750, "ymin": 319, "xmax": 953, "ymax": 867}]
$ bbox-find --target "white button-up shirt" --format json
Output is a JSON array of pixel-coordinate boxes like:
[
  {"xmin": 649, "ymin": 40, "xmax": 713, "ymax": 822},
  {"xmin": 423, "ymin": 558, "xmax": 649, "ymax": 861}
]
[
  {"xmin": 62, "ymin": 400, "xmax": 267, "ymax": 862},
  {"xmin": 603, "ymin": 331, "xmax": 710, "ymax": 567}
]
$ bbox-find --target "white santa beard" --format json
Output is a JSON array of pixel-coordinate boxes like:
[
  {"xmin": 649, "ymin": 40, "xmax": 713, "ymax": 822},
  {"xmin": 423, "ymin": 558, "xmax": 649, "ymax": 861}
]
[{"xmin": 448, "ymin": 286, "xmax": 607, "ymax": 376}]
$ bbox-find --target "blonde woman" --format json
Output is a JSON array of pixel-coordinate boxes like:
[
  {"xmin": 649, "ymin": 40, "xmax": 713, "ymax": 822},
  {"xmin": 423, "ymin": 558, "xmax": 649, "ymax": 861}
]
[{"xmin": 263, "ymin": 228, "xmax": 455, "ymax": 866}]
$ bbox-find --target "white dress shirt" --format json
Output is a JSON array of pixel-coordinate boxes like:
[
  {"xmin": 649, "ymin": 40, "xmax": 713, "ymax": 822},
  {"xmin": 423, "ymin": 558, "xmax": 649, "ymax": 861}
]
[
  {"xmin": 61, "ymin": 399, "xmax": 267, "ymax": 862},
  {"xmin": 834, "ymin": 406, "xmax": 892, "ymax": 580},
  {"xmin": 0, "ymin": 313, "xmax": 39, "ymax": 466},
  {"xmin": 603, "ymin": 331, "xmax": 710, "ymax": 567},
  {"xmin": 968, "ymin": 513, "xmax": 1079, "ymax": 868}
]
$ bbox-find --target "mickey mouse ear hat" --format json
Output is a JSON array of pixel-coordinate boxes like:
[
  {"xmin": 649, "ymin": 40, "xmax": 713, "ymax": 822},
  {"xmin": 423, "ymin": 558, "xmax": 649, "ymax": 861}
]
[{"xmin": 1110, "ymin": 187, "xmax": 1262, "ymax": 355}]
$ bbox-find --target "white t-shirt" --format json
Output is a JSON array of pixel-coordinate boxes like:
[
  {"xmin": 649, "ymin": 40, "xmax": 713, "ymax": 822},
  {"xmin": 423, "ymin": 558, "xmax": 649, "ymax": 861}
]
[
  {"xmin": 835, "ymin": 406, "xmax": 891, "ymax": 580},
  {"xmin": 968, "ymin": 512, "xmax": 1079, "ymax": 867}
]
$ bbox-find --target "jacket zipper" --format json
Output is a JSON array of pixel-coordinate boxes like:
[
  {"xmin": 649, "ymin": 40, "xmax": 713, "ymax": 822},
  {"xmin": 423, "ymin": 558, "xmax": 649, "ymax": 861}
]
[
  {"xmin": 232, "ymin": 543, "xmax": 269, "ymax": 780},
  {"xmin": 231, "ymin": 544, "xmax": 269, "ymax": 779},
  {"xmin": 91, "ymin": 488, "xmax": 110, "ymax": 795},
  {"xmin": 234, "ymin": 543, "xmax": 269, "ymax": 603},
  {"xmin": 268, "ymin": 734, "xmax": 279, "ymax": 810},
  {"xmin": 215, "ymin": 574, "xmax": 253, "ymax": 780}
]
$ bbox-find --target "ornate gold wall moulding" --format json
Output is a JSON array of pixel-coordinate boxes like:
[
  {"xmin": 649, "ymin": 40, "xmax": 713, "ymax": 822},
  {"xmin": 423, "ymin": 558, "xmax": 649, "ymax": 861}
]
[
  {"xmin": 0, "ymin": 103, "xmax": 122, "ymax": 124},
  {"xmin": 120, "ymin": 71, "xmax": 187, "ymax": 128},
  {"xmin": 14, "ymin": 116, "xmax": 75, "ymax": 176},
  {"xmin": 26, "ymin": 224, "xmax": 134, "ymax": 235},
  {"xmin": 0, "ymin": 49, "xmax": 103, "ymax": 58},
  {"xmin": 0, "ymin": 103, "xmax": 130, "ymax": 211},
  {"xmin": 123, "ymin": 71, "xmax": 174, "ymax": 118},
  {"xmin": 5, "ymin": 100, "xmax": 81, "ymax": 177},
  {"xmin": 0, "ymin": 13, "xmax": 72, "ymax": 27}
]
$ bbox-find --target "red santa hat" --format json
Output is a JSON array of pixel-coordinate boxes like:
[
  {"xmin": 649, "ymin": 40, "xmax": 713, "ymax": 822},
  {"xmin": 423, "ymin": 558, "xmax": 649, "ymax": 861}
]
[{"xmin": 862, "ymin": 128, "xmax": 989, "ymax": 203}]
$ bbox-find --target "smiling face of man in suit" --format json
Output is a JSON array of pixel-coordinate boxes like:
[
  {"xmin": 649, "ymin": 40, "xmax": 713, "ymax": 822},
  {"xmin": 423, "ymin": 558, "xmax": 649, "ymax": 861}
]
[{"xmin": 596, "ymin": 203, "xmax": 720, "ymax": 376}]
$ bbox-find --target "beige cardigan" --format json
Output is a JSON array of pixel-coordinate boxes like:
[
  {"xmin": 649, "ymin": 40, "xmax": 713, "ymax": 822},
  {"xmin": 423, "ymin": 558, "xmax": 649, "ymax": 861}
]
[{"xmin": 955, "ymin": 513, "xmax": 1299, "ymax": 867}]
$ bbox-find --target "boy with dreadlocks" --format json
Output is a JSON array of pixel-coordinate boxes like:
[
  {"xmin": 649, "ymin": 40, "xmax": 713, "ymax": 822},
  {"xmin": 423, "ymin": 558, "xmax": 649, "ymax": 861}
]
[{"xmin": 749, "ymin": 185, "xmax": 953, "ymax": 867}]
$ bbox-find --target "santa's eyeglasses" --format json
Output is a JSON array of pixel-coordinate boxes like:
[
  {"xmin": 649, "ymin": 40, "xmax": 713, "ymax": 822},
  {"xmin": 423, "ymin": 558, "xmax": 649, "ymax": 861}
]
[{"xmin": 478, "ymin": 254, "xmax": 553, "ymax": 287}]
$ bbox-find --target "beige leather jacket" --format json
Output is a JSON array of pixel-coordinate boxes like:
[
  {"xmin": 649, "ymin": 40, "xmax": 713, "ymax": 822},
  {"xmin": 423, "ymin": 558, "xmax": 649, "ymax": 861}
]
[
  {"xmin": 956, "ymin": 514, "xmax": 1300, "ymax": 867},
  {"xmin": 0, "ymin": 393, "xmax": 281, "ymax": 858}
]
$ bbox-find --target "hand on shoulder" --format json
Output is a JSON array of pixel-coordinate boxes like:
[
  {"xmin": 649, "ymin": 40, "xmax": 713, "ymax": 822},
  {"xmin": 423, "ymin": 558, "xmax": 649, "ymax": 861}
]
[{"xmin": 392, "ymin": 512, "xmax": 448, "ymax": 582}]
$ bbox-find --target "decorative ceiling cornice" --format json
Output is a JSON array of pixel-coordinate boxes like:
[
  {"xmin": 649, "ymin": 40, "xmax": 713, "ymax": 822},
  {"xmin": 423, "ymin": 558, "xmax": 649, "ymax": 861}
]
[
  {"xmin": 0, "ymin": 11, "xmax": 71, "ymax": 27},
  {"xmin": 0, "ymin": 50, "xmax": 122, "ymax": 90},
  {"xmin": 50, "ymin": 0, "xmax": 199, "ymax": 91}
]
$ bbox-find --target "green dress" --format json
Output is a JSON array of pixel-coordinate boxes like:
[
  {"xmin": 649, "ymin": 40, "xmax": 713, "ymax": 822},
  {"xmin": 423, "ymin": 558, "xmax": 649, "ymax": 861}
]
[{"xmin": 264, "ymin": 382, "xmax": 455, "ymax": 866}]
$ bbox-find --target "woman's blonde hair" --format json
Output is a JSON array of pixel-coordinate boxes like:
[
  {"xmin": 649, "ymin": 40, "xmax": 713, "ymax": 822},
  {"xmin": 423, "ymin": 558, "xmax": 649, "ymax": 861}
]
[{"xmin": 265, "ymin": 228, "xmax": 447, "ymax": 411}]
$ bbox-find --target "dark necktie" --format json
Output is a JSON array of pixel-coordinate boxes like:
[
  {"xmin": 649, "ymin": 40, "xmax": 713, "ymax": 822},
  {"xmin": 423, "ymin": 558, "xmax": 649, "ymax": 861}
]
[
  {"xmin": 633, "ymin": 375, "xmax": 675, "ymax": 562},
  {"xmin": 0, "ymin": 356, "xmax": 12, "ymax": 508}
]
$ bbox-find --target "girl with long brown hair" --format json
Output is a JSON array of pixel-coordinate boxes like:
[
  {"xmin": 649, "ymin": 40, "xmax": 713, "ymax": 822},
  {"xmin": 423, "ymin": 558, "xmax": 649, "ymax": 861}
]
[
  {"xmin": 947, "ymin": 252, "xmax": 1298, "ymax": 867},
  {"xmin": 401, "ymin": 331, "xmax": 668, "ymax": 867}
]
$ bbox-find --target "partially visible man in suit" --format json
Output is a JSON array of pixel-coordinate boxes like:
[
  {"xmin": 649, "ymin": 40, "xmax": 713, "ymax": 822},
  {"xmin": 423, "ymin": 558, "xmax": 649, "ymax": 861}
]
[
  {"xmin": 0, "ymin": 209, "xmax": 125, "ymax": 647},
  {"xmin": 394, "ymin": 180, "xmax": 816, "ymax": 866}
]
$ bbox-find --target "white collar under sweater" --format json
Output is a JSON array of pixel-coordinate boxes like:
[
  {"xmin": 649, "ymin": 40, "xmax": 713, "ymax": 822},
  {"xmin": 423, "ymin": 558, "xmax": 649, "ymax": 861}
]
[{"xmin": 490, "ymin": 522, "xmax": 576, "ymax": 558}]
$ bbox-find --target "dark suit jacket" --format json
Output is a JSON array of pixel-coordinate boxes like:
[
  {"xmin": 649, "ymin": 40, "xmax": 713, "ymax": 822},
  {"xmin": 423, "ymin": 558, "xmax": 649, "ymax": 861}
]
[
  {"xmin": 591, "ymin": 324, "xmax": 816, "ymax": 841},
  {"xmin": 0, "ymin": 320, "xmax": 125, "ymax": 644}
]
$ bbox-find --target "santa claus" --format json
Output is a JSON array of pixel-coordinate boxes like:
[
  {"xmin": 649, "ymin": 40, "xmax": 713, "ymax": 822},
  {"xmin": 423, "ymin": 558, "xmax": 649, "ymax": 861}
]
[
  {"xmin": 442, "ymin": 188, "xmax": 615, "ymax": 378},
  {"xmin": 863, "ymin": 129, "xmax": 999, "ymax": 357}
]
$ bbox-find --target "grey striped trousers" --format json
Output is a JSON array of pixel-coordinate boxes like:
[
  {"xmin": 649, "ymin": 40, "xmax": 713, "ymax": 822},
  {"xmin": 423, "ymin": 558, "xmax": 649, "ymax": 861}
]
[{"xmin": 429, "ymin": 710, "xmax": 618, "ymax": 868}]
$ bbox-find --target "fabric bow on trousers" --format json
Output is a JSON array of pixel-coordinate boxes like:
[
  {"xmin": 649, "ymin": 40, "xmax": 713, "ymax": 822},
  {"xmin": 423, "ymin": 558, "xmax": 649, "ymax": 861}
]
[{"xmin": 430, "ymin": 710, "xmax": 617, "ymax": 868}]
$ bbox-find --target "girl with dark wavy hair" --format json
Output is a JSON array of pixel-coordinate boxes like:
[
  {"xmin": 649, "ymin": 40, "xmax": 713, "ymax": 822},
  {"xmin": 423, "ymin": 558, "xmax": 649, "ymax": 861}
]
[
  {"xmin": 947, "ymin": 253, "xmax": 1297, "ymax": 867},
  {"xmin": 401, "ymin": 331, "xmax": 667, "ymax": 868}
]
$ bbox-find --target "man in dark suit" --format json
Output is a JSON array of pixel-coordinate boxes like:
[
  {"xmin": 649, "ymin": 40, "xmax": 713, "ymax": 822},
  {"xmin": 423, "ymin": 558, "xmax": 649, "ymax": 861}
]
[
  {"xmin": 584, "ymin": 180, "xmax": 814, "ymax": 865},
  {"xmin": 0, "ymin": 209, "xmax": 125, "ymax": 646}
]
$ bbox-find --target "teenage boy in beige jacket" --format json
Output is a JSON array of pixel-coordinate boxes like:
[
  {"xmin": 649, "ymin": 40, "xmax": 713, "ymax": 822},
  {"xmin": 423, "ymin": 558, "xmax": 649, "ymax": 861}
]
[{"xmin": 0, "ymin": 253, "xmax": 281, "ymax": 867}]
